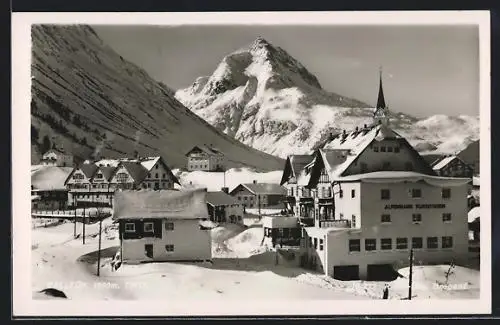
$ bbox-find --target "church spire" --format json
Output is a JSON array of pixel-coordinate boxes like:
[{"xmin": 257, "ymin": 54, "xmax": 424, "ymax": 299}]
[
  {"xmin": 373, "ymin": 66, "xmax": 389, "ymax": 125},
  {"xmin": 376, "ymin": 66, "xmax": 386, "ymax": 109}
]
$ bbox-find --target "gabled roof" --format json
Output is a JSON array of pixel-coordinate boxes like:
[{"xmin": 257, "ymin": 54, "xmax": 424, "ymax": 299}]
[
  {"xmin": 119, "ymin": 161, "xmax": 149, "ymax": 185},
  {"xmin": 43, "ymin": 148, "xmax": 68, "ymax": 156},
  {"xmin": 80, "ymin": 163, "xmax": 99, "ymax": 179},
  {"xmin": 308, "ymin": 123, "xmax": 435, "ymax": 187},
  {"xmin": 231, "ymin": 183, "xmax": 286, "ymax": 196},
  {"xmin": 279, "ymin": 154, "xmax": 314, "ymax": 185},
  {"xmin": 206, "ymin": 191, "xmax": 240, "ymax": 206},
  {"xmin": 432, "ymin": 155, "xmax": 471, "ymax": 171},
  {"xmin": 185, "ymin": 145, "xmax": 223, "ymax": 157},
  {"xmin": 113, "ymin": 188, "xmax": 208, "ymax": 220},
  {"xmin": 98, "ymin": 166, "xmax": 118, "ymax": 181}
]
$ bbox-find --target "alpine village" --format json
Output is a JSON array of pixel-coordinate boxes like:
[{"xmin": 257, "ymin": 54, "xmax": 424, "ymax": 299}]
[{"xmin": 31, "ymin": 35, "xmax": 480, "ymax": 301}]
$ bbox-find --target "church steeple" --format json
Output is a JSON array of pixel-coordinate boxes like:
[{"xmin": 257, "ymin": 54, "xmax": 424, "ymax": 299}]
[
  {"xmin": 376, "ymin": 67, "xmax": 386, "ymax": 109},
  {"xmin": 373, "ymin": 66, "xmax": 389, "ymax": 125}
]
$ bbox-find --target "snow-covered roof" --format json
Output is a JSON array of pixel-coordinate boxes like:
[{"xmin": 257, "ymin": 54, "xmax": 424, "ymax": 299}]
[
  {"xmin": 473, "ymin": 176, "xmax": 480, "ymax": 187},
  {"xmin": 432, "ymin": 156, "xmax": 458, "ymax": 170},
  {"xmin": 320, "ymin": 124, "xmax": 404, "ymax": 179},
  {"xmin": 333, "ymin": 171, "xmax": 471, "ymax": 187},
  {"xmin": 468, "ymin": 206, "xmax": 480, "ymax": 223},
  {"xmin": 31, "ymin": 166, "xmax": 74, "ymax": 190},
  {"xmin": 113, "ymin": 188, "xmax": 208, "ymax": 220},
  {"xmin": 206, "ymin": 191, "xmax": 240, "ymax": 206},
  {"xmin": 139, "ymin": 156, "xmax": 161, "ymax": 171},
  {"xmin": 185, "ymin": 145, "xmax": 223, "ymax": 157},
  {"xmin": 304, "ymin": 226, "xmax": 349, "ymax": 238},
  {"xmin": 233, "ymin": 183, "xmax": 286, "ymax": 196},
  {"xmin": 31, "ymin": 195, "xmax": 41, "ymax": 201}
]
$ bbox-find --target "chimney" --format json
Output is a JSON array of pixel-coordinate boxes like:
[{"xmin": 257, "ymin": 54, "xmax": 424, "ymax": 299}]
[
  {"xmin": 253, "ymin": 180, "xmax": 257, "ymax": 184},
  {"xmin": 355, "ymin": 126, "xmax": 359, "ymax": 132},
  {"xmin": 363, "ymin": 124, "xmax": 367, "ymax": 129},
  {"xmin": 342, "ymin": 129, "xmax": 347, "ymax": 136},
  {"xmin": 221, "ymin": 187, "xmax": 229, "ymax": 194},
  {"xmin": 329, "ymin": 132, "xmax": 334, "ymax": 140}
]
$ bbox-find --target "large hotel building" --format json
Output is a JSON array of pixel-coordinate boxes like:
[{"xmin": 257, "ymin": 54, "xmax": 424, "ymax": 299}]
[{"xmin": 280, "ymin": 73, "xmax": 471, "ymax": 280}]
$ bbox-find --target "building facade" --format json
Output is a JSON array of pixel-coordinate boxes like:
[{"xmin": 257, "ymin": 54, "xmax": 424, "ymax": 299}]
[
  {"xmin": 262, "ymin": 216, "xmax": 301, "ymax": 247},
  {"xmin": 432, "ymin": 155, "xmax": 474, "ymax": 178},
  {"xmin": 185, "ymin": 145, "xmax": 225, "ymax": 172},
  {"xmin": 206, "ymin": 191, "xmax": 244, "ymax": 224},
  {"xmin": 229, "ymin": 182, "xmax": 287, "ymax": 209},
  {"xmin": 41, "ymin": 149, "xmax": 74, "ymax": 167},
  {"xmin": 65, "ymin": 156, "xmax": 179, "ymax": 207},
  {"xmin": 293, "ymin": 72, "xmax": 471, "ymax": 280},
  {"xmin": 114, "ymin": 189, "xmax": 212, "ymax": 263},
  {"xmin": 31, "ymin": 188, "xmax": 69, "ymax": 210}
]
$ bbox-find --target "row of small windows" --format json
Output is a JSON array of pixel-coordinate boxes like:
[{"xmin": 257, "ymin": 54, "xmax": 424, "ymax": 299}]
[
  {"xmin": 190, "ymin": 165, "xmax": 208, "ymax": 169},
  {"xmin": 124, "ymin": 222, "xmax": 174, "ymax": 233},
  {"xmin": 380, "ymin": 188, "xmax": 451, "ymax": 200},
  {"xmin": 381, "ymin": 213, "xmax": 452, "ymax": 223},
  {"xmin": 147, "ymin": 173, "xmax": 167, "ymax": 179},
  {"xmin": 373, "ymin": 145, "xmax": 401, "ymax": 153},
  {"xmin": 307, "ymin": 237, "xmax": 325, "ymax": 251},
  {"xmin": 348, "ymin": 236, "xmax": 453, "ymax": 252}
]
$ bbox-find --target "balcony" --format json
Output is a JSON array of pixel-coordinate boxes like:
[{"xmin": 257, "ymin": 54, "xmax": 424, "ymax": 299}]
[{"xmin": 319, "ymin": 219, "xmax": 351, "ymax": 229}]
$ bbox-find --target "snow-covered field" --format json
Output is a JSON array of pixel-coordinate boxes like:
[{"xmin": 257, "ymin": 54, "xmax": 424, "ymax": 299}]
[
  {"xmin": 174, "ymin": 167, "xmax": 283, "ymax": 192},
  {"xmin": 32, "ymin": 218, "xmax": 480, "ymax": 302}
]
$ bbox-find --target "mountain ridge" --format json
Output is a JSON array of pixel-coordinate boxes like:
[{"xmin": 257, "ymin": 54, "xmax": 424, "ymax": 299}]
[
  {"xmin": 30, "ymin": 25, "xmax": 284, "ymax": 171},
  {"xmin": 176, "ymin": 37, "xmax": 479, "ymax": 158}
]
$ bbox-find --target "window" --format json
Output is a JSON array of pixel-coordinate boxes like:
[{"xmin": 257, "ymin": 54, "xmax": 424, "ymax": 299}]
[
  {"xmin": 412, "ymin": 237, "xmax": 423, "ymax": 249},
  {"xmin": 339, "ymin": 213, "xmax": 344, "ymax": 220},
  {"xmin": 381, "ymin": 214, "xmax": 391, "ymax": 223},
  {"xmin": 244, "ymin": 197, "xmax": 247, "ymax": 201},
  {"xmin": 394, "ymin": 147, "xmax": 400, "ymax": 153},
  {"xmin": 125, "ymin": 223, "xmax": 135, "ymax": 232},
  {"xmin": 381, "ymin": 238, "xmax": 392, "ymax": 250},
  {"xmin": 339, "ymin": 190, "xmax": 343, "ymax": 198},
  {"xmin": 352, "ymin": 215, "xmax": 357, "ymax": 228},
  {"xmin": 162, "ymin": 173, "xmax": 166, "ymax": 178},
  {"xmin": 319, "ymin": 239, "xmax": 324, "ymax": 251},
  {"xmin": 388, "ymin": 146, "xmax": 393, "ymax": 152},
  {"xmin": 365, "ymin": 239, "xmax": 376, "ymax": 251},
  {"xmin": 381, "ymin": 189, "xmax": 390, "ymax": 200},
  {"xmin": 279, "ymin": 228, "xmax": 284, "ymax": 237},
  {"xmin": 442, "ymin": 213, "xmax": 452, "ymax": 223},
  {"xmin": 349, "ymin": 239, "xmax": 361, "ymax": 252},
  {"xmin": 442, "ymin": 236, "xmax": 453, "ymax": 249},
  {"xmin": 238, "ymin": 196, "xmax": 241, "ymax": 201},
  {"xmin": 148, "ymin": 173, "xmax": 151, "ymax": 178},
  {"xmin": 427, "ymin": 237, "xmax": 438, "ymax": 249},
  {"xmin": 411, "ymin": 189, "xmax": 422, "ymax": 198},
  {"xmin": 314, "ymin": 238, "xmax": 318, "ymax": 249},
  {"xmin": 373, "ymin": 146, "xmax": 379, "ymax": 152},
  {"xmin": 155, "ymin": 173, "xmax": 158, "ymax": 178},
  {"xmin": 412, "ymin": 213, "xmax": 422, "ymax": 223},
  {"xmin": 396, "ymin": 238, "xmax": 408, "ymax": 249},
  {"xmin": 442, "ymin": 188, "xmax": 451, "ymax": 199},
  {"xmin": 165, "ymin": 222, "xmax": 174, "ymax": 231},
  {"xmin": 144, "ymin": 222, "xmax": 154, "ymax": 233},
  {"xmin": 309, "ymin": 237, "xmax": 313, "ymax": 247},
  {"xmin": 351, "ymin": 189, "xmax": 356, "ymax": 198},
  {"xmin": 381, "ymin": 146, "xmax": 386, "ymax": 152},
  {"xmin": 165, "ymin": 244, "xmax": 174, "ymax": 252}
]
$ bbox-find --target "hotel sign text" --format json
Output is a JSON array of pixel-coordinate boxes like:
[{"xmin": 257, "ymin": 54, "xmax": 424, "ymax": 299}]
[{"xmin": 384, "ymin": 204, "xmax": 446, "ymax": 210}]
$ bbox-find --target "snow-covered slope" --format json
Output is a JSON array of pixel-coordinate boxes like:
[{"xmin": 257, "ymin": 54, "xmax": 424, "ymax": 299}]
[
  {"xmin": 176, "ymin": 38, "xmax": 479, "ymax": 158},
  {"xmin": 31, "ymin": 26, "xmax": 283, "ymax": 171}
]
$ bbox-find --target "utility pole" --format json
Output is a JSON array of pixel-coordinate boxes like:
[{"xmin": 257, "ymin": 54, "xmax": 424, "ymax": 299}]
[
  {"xmin": 408, "ymin": 248, "xmax": 414, "ymax": 300},
  {"xmin": 73, "ymin": 198, "xmax": 77, "ymax": 238},
  {"xmin": 97, "ymin": 212, "xmax": 103, "ymax": 276},
  {"xmin": 258, "ymin": 194, "xmax": 261, "ymax": 220},
  {"xmin": 82, "ymin": 202, "xmax": 86, "ymax": 244}
]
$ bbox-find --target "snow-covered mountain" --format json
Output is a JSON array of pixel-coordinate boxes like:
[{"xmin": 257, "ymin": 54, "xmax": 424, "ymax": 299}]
[
  {"xmin": 31, "ymin": 26, "xmax": 283, "ymax": 171},
  {"xmin": 176, "ymin": 37, "xmax": 479, "ymax": 158}
]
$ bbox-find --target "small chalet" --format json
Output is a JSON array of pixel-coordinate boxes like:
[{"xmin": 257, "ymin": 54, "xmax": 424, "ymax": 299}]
[
  {"xmin": 229, "ymin": 181, "xmax": 287, "ymax": 209},
  {"xmin": 262, "ymin": 216, "xmax": 301, "ymax": 247},
  {"xmin": 31, "ymin": 166, "xmax": 73, "ymax": 211},
  {"xmin": 113, "ymin": 188, "xmax": 212, "ymax": 263},
  {"xmin": 432, "ymin": 155, "xmax": 474, "ymax": 178},
  {"xmin": 206, "ymin": 190, "xmax": 244, "ymax": 224},
  {"xmin": 185, "ymin": 144, "xmax": 225, "ymax": 172},
  {"xmin": 41, "ymin": 148, "xmax": 74, "ymax": 167}
]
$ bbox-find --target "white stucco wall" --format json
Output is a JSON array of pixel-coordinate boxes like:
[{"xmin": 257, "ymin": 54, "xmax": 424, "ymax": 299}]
[
  {"xmin": 321, "ymin": 181, "xmax": 469, "ymax": 279},
  {"xmin": 121, "ymin": 219, "xmax": 212, "ymax": 262},
  {"xmin": 262, "ymin": 216, "xmax": 299, "ymax": 228}
]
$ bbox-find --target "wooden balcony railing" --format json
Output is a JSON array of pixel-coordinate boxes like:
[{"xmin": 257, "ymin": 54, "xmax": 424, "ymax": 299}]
[{"xmin": 319, "ymin": 219, "xmax": 351, "ymax": 229}]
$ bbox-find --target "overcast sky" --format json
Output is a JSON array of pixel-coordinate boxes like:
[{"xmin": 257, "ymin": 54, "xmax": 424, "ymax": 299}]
[{"xmin": 94, "ymin": 25, "xmax": 478, "ymax": 118}]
